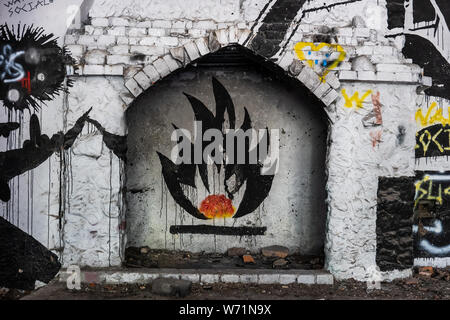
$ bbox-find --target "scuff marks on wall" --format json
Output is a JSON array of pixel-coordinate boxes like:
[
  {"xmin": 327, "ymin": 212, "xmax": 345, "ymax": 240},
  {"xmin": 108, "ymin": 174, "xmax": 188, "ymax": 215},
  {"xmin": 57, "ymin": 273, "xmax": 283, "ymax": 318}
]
[{"xmin": 0, "ymin": 24, "xmax": 75, "ymax": 111}]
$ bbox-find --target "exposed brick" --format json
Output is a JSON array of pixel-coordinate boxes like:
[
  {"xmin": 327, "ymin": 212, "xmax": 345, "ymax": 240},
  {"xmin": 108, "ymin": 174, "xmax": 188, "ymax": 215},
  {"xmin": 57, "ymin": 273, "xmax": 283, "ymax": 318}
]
[
  {"xmin": 97, "ymin": 35, "xmax": 116, "ymax": 46},
  {"xmin": 83, "ymin": 65, "xmax": 105, "ymax": 75},
  {"xmin": 215, "ymin": 29, "xmax": 229, "ymax": 45},
  {"xmin": 184, "ymin": 41, "xmax": 200, "ymax": 61},
  {"xmin": 117, "ymin": 37, "xmax": 129, "ymax": 45},
  {"xmin": 107, "ymin": 55, "xmax": 130, "ymax": 65},
  {"xmin": 77, "ymin": 35, "xmax": 97, "ymax": 46},
  {"xmin": 193, "ymin": 20, "xmax": 217, "ymax": 30},
  {"xmin": 65, "ymin": 45, "xmax": 84, "ymax": 57},
  {"xmin": 162, "ymin": 54, "xmax": 180, "ymax": 72},
  {"xmin": 313, "ymin": 82, "xmax": 331, "ymax": 99},
  {"xmin": 84, "ymin": 50, "xmax": 106, "ymax": 64},
  {"xmin": 297, "ymin": 67, "xmax": 321, "ymax": 92},
  {"xmin": 104, "ymin": 65, "xmax": 124, "ymax": 75},
  {"xmin": 135, "ymin": 21, "xmax": 153, "ymax": 28},
  {"xmin": 109, "ymin": 17, "xmax": 129, "ymax": 27},
  {"xmin": 139, "ymin": 37, "xmax": 157, "ymax": 46},
  {"xmin": 338, "ymin": 70, "xmax": 358, "ymax": 80},
  {"xmin": 152, "ymin": 58, "xmax": 171, "ymax": 78},
  {"xmin": 125, "ymin": 78, "xmax": 143, "ymax": 97},
  {"xmin": 147, "ymin": 28, "xmax": 167, "ymax": 37},
  {"xmin": 108, "ymin": 45, "xmax": 129, "ymax": 55},
  {"xmin": 108, "ymin": 27, "xmax": 126, "ymax": 36},
  {"xmin": 133, "ymin": 71, "xmax": 152, "ymax": 90},
  {"xmin": 142, "ymin": 64, "xmax": 161, "ymax": 83},
  {"xmin": 128, "ymin": 27, "xmax": 147, "ymax": 37},
  {"xmin": 152, "ymin": 20, "xmax": 172, "ymax": 29},
  {"xmin": 228, "ymin": 26, "xmax": 238, "ymax": 43},
  {"xmin": 322, "ymin": 89, "xmax": 339, "ymax": 106},
  {"xmin": 188, "ymin": 29, "xmax": 207, "ymax": 38},
  {"xmin": 172, "ymin": 21, "xmax": 186, "ymax": 29},
  {"xmin": 170, "ymin": 47, "xmax": 187, "ymax": 65},
  {"xmin": 194, "ymin": 37, "xmax": 210, "ymax": 56},
  {"xmin": 159, "ymin": 36, "xmax": 179, "ymax": 47},
  {"xmin": 91, "ymin": 18, "xmax": 108, "ymax": 27},
  {"xmin": 130, "ymin": 45, "xmax": 165, "ymax": 56},
  {"xmin": 376, "ymin": 63, "xmax": 413, "ymax": 73}
]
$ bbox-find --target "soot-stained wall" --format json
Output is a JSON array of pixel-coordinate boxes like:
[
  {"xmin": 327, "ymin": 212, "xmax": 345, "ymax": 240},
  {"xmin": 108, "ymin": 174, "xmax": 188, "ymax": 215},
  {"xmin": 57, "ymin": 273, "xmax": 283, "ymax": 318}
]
[{"xmin": 126, "ymin": 58, "xmax": 328, "ymax": 255}]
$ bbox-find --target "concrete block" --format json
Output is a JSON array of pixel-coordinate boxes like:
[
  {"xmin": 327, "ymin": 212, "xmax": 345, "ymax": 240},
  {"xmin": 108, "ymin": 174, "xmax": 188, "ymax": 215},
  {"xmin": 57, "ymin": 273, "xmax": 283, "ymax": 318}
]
[
  {"xmin": 316, "ymin": 274, "xmax": 334, "ymax": 285},
  {"xmin": 239, "ymin": 274, "xmax": 258, "ymax": 283},
  {"xmin": 279, "ymin": 274, "xmax": 297, "ymax": 285},
  {"xmin": 376, "ymin": 63, "xmax": 412, "ymax": 73},
  {"xmin": 125, "ymin": 78, "xmax": 143, "ymax": 97},
  {"xmin": 258, "ymin": 274, "xmax": 279, "ymax": 284},
  {"xmin": 395, "ymin": 72, "xmax": 413, "ymax": 82},
  {"xmin": 357, "ymin": 71, "xmax": 377, "ymax": 81},
  {"xmin": 180, "ymin": 274, "xmax": 200, "ymax": 283},
  {"xmin": 200, "ymin": 274, "xmax": 220, "ymax": 284},
  {"xmin": 376, "ymin": 71, "xmax": 396, "ymax": 82},
  {"xmin": 221, "ymin": 274, "xmax": 240, "ymax": 283},
  {"xmin": 297, "ymin": 274, "xmax": 315, "ymax": 284}
]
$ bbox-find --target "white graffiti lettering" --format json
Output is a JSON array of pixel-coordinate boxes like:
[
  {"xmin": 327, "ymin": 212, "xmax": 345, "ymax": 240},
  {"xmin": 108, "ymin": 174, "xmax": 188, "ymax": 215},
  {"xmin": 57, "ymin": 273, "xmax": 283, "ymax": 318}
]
[
  {"xmin": 420, "ymin": 239, "xmax": 450, "ymax": 255},
  {"xmin": 0, "ymin": 44, "xmax": 25, "ymax": 83}
]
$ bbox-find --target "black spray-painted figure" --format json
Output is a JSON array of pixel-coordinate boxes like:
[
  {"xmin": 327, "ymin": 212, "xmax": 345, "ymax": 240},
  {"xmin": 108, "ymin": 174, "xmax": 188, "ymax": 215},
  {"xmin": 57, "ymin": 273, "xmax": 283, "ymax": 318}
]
[{"xmin": 157, "ymin": 78, "xmax": 275, "ymax": 236}]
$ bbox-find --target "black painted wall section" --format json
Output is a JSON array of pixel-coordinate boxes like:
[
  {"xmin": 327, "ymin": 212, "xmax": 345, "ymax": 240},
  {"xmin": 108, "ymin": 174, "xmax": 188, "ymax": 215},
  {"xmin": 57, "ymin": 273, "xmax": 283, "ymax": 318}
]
[
  {"xmin": 376, "ymin": 177, "xmax": 415, "ymax": 271},
  {"xmin": 249, "ymin": 0, "xmax": 307, "ymax": 57},
  {"xmin": 413, "ymin": 0, "xmax": 436, "ymax": 24},
  {"xmin": 386, "ymin": 0, "xmax": 405, "ymax": 29},
  {"xmin": 0, "ymin": 217, "xmax": 61, "ymax": 290},
  {"xmin": 403, "ymin": 34, "xmax": 450, "ymax": 100}
]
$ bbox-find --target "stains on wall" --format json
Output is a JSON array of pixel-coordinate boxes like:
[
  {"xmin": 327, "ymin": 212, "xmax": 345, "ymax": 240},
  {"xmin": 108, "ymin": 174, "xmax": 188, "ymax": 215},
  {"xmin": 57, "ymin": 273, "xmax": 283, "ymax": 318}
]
[
  {"xmin": 376, "ymin": 176, "xmax": 415, "ymax": 272},
  {"xmin": 0, "ymin": 216, "xmax": 60, "ymax": 290},
  {"xmin": 414, "ymin": 172, "xmax": 450, "ymax": 258}
]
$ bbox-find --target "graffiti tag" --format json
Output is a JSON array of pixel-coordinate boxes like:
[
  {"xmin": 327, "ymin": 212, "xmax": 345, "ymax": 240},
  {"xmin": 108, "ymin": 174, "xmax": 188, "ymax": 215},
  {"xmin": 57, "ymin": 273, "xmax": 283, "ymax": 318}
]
[
  {"xmin": 294, "ymin": 42, "xmax": 346, "ymax": 82},
  {"xmin": 341, "ymin": 89, "xmax": 372, "ymax": 109},
  {"xmin": 0, "ymin": 44, "xmax": 25, "ymax": 84}
]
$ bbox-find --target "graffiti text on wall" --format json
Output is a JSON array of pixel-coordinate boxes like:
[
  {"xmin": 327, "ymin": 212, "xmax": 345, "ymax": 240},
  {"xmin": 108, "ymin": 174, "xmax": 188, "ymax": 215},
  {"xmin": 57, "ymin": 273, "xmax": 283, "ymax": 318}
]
[
  {"xmin": 3, "ymin": 0, "xmax": 55, "ymax": 17},
  {"xmin": 414, "ymin": 172, "xmax": 450, "ymax": 258},
  {"xmin": 294, "ymin": 42, "xmax": 346, "ymax": 82}
]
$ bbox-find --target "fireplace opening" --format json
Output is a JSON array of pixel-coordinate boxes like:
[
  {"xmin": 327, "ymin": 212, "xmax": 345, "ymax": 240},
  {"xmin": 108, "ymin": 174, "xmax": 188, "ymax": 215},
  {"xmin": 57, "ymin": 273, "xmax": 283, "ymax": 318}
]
[{"xmin": 125, "ymin": 45, "xmax": 328, "ymax": 269}]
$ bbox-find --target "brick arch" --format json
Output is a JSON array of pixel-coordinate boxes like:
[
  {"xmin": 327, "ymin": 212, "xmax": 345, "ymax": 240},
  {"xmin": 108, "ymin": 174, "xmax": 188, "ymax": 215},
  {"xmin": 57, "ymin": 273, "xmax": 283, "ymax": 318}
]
[{"xmin": 123, "ymin": 26, "xmax": 341, "ymax": 112}]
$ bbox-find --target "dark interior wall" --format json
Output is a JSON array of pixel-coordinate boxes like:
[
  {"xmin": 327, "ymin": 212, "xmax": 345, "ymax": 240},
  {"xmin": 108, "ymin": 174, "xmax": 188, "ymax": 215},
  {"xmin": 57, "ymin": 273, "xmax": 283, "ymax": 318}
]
[{"xmin": 125, "ymin": 52, "xmax": 328, "ymax": 255}]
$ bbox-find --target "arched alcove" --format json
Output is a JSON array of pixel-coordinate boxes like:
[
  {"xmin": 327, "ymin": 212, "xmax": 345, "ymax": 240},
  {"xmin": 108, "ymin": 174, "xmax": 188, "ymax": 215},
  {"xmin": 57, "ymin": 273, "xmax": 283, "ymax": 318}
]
[{"xmin": 125, "ymin": 45, "xmax": 328, "ymax": 267}]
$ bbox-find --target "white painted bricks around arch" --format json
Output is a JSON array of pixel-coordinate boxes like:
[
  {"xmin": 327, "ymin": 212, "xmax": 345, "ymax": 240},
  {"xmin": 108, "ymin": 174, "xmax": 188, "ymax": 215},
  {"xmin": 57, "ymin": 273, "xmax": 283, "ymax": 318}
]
[
  {"xmin": 125, "ymin": 78, "xmax": 143, "ymax": 97},
  {"xmin": 152, "ymin": 58, "xmax": 171, "ymax": 78},
  {"xmin": 143, "ymin": 64, "xmax": 161, "ymax": 83},
  {"xmin": 195, "ymin": 37, "xmax": 210, "ymax": 56},
  {"xmin": 134, "ymin": 71, "xmax": 152, "ymax": 90},
  {"xmin": 184, "ymin": 41, "xmax": 201, "ymax": 61}
]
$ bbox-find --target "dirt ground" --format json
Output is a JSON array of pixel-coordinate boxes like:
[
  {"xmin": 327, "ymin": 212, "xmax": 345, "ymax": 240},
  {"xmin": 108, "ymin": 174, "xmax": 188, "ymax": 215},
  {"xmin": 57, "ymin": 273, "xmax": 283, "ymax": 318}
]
[{"xmin": 1, "ymin": 267, "xmax": 447, "ymax": 300}]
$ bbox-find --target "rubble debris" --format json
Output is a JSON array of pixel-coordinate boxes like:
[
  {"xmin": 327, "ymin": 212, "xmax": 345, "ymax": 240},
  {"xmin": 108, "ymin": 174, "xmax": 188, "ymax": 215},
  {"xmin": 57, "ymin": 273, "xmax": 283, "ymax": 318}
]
[{"xmin": 261, "ymin": 245, "xmax": 289, "ymax": 259}]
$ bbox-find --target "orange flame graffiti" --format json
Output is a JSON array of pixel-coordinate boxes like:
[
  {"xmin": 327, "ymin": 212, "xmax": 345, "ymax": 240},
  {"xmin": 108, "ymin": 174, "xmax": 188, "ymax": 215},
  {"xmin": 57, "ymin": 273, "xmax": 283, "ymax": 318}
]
[{"xmin": 199, "ymin": 194, "xmax": 235, "ymax": 219}]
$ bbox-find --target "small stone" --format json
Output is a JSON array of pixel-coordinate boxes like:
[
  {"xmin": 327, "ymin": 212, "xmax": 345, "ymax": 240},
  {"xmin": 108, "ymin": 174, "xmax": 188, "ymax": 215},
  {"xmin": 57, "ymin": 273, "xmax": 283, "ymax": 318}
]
[
  {"xmin": 405, "ymin": 278, "xmax": 419, "ymax": 285},
  {"xmin": 418, "ymin": 266, "xmax": 433, "ymax": 277},
  {"xmin": 140, "ymin": 246, "xmax": 150, "ymax": 254},
  {"xmin": 151, "ymin": 278, "xmax": 192, "ymax": 298},
  {"xmin": 243, "ymin": 255, "xmax": 255, "ymax": 264},
  {"xmin": 261, "ymin": 245, "xmax": 289, "ymax": 259},
  {"xmin": 273, "ymin": 259, "xmax": 288, "ymax": 268},
  {"xmin": 227, "ymin": 247, "xmax": 247, "ymax": 257}
]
